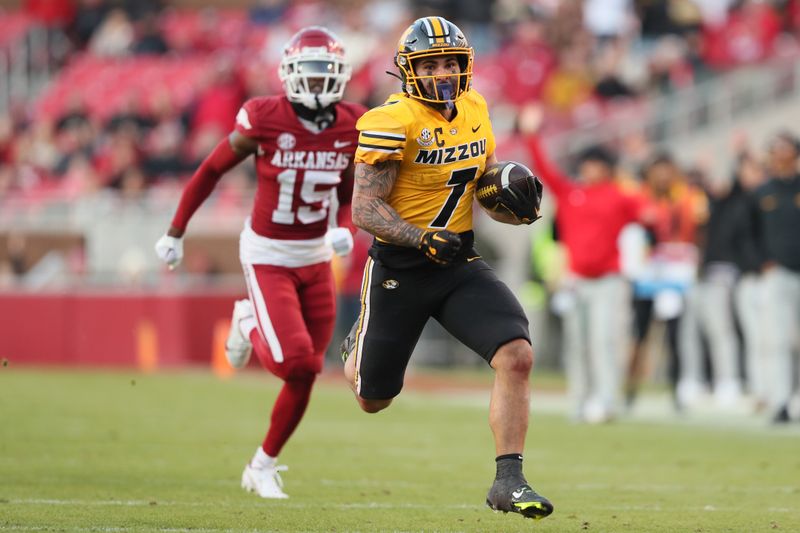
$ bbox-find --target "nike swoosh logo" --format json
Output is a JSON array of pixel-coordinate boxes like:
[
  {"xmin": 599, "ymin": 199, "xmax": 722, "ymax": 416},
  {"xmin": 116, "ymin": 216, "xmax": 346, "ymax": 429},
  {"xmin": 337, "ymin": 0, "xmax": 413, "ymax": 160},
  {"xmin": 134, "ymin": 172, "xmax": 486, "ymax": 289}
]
[
  {"xmin": 512, "ymin": 489, "xmax": 526, "ymax": 499},
  {"xmin": 467, "ymin": 255, "xmax": 482, "ymax": 262},
  {"xmin": 334, "ymin": 140, "xmax": 352, "ymax": 148},
  {"xmin": 471, "ymin": 124, "xmax": 481, "ymax": 133}
]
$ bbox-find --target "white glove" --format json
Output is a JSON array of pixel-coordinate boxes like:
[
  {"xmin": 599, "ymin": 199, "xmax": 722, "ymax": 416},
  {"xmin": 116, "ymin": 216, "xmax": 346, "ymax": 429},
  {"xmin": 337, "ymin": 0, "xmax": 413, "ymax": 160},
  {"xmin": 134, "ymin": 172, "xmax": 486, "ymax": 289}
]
[
  {"xmin": 154, "ymin": 234, "xmax": 184, "ymax": 270},
  {"xmin": 325, "ymin": 227, "xmax": 354, "ymax": 257}
]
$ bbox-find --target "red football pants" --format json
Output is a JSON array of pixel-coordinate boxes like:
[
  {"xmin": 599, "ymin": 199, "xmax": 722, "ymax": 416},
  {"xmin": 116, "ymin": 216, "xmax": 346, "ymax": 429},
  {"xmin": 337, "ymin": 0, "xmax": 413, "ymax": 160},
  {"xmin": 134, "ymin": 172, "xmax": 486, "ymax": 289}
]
[
  {"xmin": 243, "ymin": 261, "xmax": 335, "ymax": 457},
  {"xmin": 243, "ymin": 261, "xmax": 336, "ymax": 380}
]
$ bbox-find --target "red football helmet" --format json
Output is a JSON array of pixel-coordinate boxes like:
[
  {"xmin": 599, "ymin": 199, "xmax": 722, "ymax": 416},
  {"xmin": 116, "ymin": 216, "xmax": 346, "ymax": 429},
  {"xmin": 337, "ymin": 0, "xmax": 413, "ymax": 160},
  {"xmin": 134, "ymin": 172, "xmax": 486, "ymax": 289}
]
[{"xmin": 279, "ymin": 26, "xmax": 352, "ymax": 109}]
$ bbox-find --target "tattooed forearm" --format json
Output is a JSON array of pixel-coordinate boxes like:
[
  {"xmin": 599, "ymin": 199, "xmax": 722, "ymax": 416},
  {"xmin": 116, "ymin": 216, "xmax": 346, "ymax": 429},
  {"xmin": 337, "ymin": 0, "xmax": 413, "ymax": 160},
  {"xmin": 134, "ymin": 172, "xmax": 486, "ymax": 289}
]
[{"xmin": 352, "ymin": 161, "xmax": 425, "ymax": 248}]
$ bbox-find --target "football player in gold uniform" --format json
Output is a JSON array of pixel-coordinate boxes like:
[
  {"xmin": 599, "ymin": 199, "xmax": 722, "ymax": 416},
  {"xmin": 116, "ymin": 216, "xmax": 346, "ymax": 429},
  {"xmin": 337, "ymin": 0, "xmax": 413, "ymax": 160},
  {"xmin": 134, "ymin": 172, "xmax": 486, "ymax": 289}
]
[{"xmin": 340, "ymin": 16, "xmax": 552, "ymax": 520}]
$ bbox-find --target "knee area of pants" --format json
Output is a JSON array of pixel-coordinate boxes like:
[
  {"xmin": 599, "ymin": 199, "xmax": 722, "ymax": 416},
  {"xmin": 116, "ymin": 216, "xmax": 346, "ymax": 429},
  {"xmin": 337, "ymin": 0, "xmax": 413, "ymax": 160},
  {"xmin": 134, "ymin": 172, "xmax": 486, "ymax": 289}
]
[{"xmin": 282, "ymin": 356, "xmax": 322, "ymax": 380}]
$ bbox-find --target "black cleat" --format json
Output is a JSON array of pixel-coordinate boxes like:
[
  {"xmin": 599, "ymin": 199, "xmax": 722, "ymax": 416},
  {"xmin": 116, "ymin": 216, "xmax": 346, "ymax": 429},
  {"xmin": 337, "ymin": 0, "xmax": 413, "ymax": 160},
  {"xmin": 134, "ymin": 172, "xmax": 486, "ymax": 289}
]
[{"xmin": 486, "ymin": 481, "xmax": 554, "ymax": 520}]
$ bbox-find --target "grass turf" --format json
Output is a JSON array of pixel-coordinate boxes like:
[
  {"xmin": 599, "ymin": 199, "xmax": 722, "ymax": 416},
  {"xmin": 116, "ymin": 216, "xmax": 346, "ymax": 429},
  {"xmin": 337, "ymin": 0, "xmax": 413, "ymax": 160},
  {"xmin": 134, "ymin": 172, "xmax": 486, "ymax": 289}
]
[{"xmin": 1, "ymin": 368, "xmax": 798, "ymax": 532}]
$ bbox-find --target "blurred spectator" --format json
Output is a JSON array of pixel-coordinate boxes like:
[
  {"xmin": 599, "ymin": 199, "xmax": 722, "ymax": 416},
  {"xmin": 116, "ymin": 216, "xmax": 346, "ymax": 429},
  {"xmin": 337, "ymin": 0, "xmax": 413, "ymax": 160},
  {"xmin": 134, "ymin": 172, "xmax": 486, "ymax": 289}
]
[
  {"xmin": 138, "ymin": 87, "xmax": 193, "ymax": 181},
  {"xmin": 521, "ymin": 104, "xmax": 645, "ymax": 423},
  {"xmin": 546, "ymin": 0, "xmax": 587, "ymax": 52},
  {"xmin": 55, "ymin": 93, "xmax": 91, "ymax": 133},
  {"xmin": 333, "ymin": 2, "xmax": 381, "ymax": 73},
  {"xmin": 13, "ymin": 119, "xmax": 60, "ymax": 178},
  {"xmin": 583, "ymin": 0, "xmax": 635, "ymax": 45},
  {"xmin": 131, "ymin": 12, "xmax": 169, "ymax": 55},
  {"xmin": 93, "ymin": 127, "xmax": 141, "ymax": 185},
  {"xmin": 635, "ymin": 0, "xmax": 674, "ymax": 38},
  {"xmin": 751, "ymin": 130, "xmax": 800, "ymax": 423},
  {"xmin": 54, "ymin": 105, "xmax": 97, "ymax": 176},
  {"xmin": 118, "ymin": 0, "xmax": 164, "ymax": 22},
  {"xmin": 694, "ymin": 0, "xmax": 736, "ymax": 27},
  {"xmin": 703, "ymin": 0, "xmax": 782, "ymax": 69},
  {"xmin": 593, "ymin": 41, "xmax": 639, "ymax": 101},
  {"xmin": 668, "ymin": 0, "xmax": 704, "ymax": 33},
  {"xmin": 89, "ymin": 8, "xmax": 134, "ymax": 57},
  {"xmin": 189, "ymin": 59, "xmax": 247, "ymax": 141},
  {"xmin": 541, "ymin": 42, "xmax": 595, "ymax": 114},
  {"xmin": 680, "ymin": 157, "xmax": 761, "ymax": 408},
  {"xmin": 70, "ymin": 0, "xmax": 110, "ymax": 48},
  {"xmin": 61, "ymin": 152, "xmax": 101, "ymax": 199},
  {"xmin": 110, "ymin": 165, "xmax": 148, "ymax": 201},
  {"xmin": 142, "ymin": 120, "xmax": 191, "ymax": 180},
  {"xmin": 626, "ymin": 152, "xmax": 706, "ymax": 410},
  {"xmin": 729, "ymin": 144, "xmax": 769, "ymax": 410},
  {"xmin": 647, "ymin": 35, "xmax": 695, "ymax": 93},
  {"xmin": 105, "ymin": 92, "xmax": 155, "ymax": 139},
  {"xmin": 487, "ymin": 8, "xmax": 556, "ymax": 106}
]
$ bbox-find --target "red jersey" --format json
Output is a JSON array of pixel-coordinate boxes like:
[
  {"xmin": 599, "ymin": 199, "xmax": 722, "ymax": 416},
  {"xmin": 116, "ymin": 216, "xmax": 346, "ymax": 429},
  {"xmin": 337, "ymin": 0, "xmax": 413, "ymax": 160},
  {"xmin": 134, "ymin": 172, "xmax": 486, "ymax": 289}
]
[
  {"xmin": 526, "ymin": 136, "xmax": 644, "ymax": 278},
  {"xmin": 234, "ymin": 96, "xmax": 367, "ymax": 240}
]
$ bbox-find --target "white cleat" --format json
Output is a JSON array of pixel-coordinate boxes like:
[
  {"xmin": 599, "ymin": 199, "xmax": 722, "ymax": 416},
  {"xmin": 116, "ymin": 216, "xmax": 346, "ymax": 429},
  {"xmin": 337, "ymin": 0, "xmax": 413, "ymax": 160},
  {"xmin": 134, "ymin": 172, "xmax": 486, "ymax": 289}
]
[
  {"xmin": 241, "ymin": 463, "xmax": 289, "ymax": 499},
  {"xmin": 225, "ymin": 299, "xmax": 254, "ymax": 369}
]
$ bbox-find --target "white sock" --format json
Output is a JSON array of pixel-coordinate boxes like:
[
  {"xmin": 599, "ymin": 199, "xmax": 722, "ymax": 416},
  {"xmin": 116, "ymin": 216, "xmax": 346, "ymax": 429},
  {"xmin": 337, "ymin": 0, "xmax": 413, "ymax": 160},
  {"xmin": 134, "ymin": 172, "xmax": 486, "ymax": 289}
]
[
  {"xmin": 251, "ymin": 446, "xmax": 276, "ymax": 469},
  {"xmin": 239, "ymin": 316, "xmax": 257, "ymax": 340}
]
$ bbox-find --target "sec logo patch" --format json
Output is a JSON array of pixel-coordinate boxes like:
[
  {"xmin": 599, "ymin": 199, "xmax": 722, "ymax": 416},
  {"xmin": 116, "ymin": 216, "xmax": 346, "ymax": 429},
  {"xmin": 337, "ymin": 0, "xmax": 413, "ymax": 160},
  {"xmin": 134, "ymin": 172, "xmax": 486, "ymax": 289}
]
[
  {"xmin": 277, "ymin": 132, "xmax": 296, "ymax": 150},
  {"xmin": 382, "ymin": 279, "xmax": 399, "ymax": 290}
]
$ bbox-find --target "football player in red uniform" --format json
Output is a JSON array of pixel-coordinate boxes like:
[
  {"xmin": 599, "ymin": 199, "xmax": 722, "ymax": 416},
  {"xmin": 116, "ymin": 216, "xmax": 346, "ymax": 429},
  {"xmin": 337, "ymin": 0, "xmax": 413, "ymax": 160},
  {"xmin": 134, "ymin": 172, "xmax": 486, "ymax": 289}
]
[{"xmin": 155, "ymin": 26, "xmax": 366, "ymax": 499}]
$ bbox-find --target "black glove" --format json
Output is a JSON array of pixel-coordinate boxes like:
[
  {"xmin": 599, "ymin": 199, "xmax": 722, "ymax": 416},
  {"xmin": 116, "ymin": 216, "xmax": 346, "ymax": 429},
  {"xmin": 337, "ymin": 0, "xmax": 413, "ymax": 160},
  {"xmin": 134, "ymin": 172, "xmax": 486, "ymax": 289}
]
[
  {"xmin": 418, "ymin": 230, "xmax": 462, "ymax": 266},
  {"xmin": 498, "ymin": 175, "xmax": 543, "ymax": 225}
]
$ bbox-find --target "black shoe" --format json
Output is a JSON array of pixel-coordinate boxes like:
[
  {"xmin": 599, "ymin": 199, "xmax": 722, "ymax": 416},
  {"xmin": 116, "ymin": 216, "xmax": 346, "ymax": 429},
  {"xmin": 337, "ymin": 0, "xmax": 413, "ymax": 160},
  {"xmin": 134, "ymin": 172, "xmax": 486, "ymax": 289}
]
[
  {"xmin": 772, "ymin": 405, "xmax": 791, "ymax": 424},
  {"xmin": 340, "ymin": 320, "xmax": 358, "ymax": 363},
  {"xmin": 486, "ymin": 481, "xmax": 553, "ymax": 520}
]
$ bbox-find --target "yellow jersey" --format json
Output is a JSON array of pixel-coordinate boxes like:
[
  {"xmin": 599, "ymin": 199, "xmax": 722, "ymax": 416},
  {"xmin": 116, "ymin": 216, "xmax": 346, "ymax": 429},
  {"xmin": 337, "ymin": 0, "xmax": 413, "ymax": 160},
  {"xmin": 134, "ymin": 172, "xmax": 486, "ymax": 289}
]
[{"xmin": 355, "ymin": 90, "xmax": 495, "ymax": 233}]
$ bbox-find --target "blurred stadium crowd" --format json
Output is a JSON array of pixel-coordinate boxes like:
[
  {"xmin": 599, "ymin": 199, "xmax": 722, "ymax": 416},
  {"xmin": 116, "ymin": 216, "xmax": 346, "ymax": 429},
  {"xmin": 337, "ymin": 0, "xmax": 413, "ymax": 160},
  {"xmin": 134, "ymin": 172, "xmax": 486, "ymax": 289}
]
[
  {"xmin": 2, "ymin": 0, "xmax": 799, "ymax": 196},
  {"xmin": 1, "ymin": 0, "xmax": 799, "ymax": 422}
]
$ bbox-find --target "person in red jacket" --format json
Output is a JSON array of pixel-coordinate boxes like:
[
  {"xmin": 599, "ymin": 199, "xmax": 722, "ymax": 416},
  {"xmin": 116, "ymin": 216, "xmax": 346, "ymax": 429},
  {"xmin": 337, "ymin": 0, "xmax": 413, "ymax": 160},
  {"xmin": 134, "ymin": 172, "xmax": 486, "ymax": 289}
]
[
  {"xmin": 154, "ymin": 26, "xmax": 366, "ymax": 499},
  {"xmin": 521, "ymin": 107, "xmax": 646, "ymax": 422}
]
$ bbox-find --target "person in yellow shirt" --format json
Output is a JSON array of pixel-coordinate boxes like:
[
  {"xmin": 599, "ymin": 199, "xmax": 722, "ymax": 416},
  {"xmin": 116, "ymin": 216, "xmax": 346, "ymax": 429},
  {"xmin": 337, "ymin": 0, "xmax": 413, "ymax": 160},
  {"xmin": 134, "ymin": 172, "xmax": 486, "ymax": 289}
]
[{"xmin": 340, "ymin": 16, "xmax": 552, "ymax": 521}]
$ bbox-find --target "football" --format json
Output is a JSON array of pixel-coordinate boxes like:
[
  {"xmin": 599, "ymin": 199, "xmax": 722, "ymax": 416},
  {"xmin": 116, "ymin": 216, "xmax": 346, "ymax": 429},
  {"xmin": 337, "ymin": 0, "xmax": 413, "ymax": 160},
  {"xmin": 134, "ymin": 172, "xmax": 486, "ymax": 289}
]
[{"xmin": 475, "ymin": 160, "xmax": 537, "ymax": 211}]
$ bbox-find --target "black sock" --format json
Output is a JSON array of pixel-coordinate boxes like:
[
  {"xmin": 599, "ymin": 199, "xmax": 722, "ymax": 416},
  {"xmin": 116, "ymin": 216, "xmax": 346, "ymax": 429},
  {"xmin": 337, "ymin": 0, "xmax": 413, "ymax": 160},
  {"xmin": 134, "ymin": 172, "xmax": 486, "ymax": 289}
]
[{"xmin": 495, "ymin": 453, "xmax": 523, "ymax": 480}]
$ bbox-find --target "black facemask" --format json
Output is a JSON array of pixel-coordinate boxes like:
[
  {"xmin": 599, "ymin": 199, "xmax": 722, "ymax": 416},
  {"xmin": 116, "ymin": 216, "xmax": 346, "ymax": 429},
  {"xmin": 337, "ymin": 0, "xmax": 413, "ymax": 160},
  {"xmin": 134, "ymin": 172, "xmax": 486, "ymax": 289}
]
[{"xmin": 291, "ymin": 101, "xmax": 337, "ymax": 130}]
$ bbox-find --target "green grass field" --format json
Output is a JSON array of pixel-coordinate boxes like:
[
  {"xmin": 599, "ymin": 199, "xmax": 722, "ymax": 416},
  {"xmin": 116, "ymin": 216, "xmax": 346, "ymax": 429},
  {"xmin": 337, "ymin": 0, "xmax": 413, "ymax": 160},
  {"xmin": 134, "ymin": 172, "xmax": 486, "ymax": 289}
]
[{"xmin": 1, "ymin": 368, "xmax": 798, "ymax": 532}]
